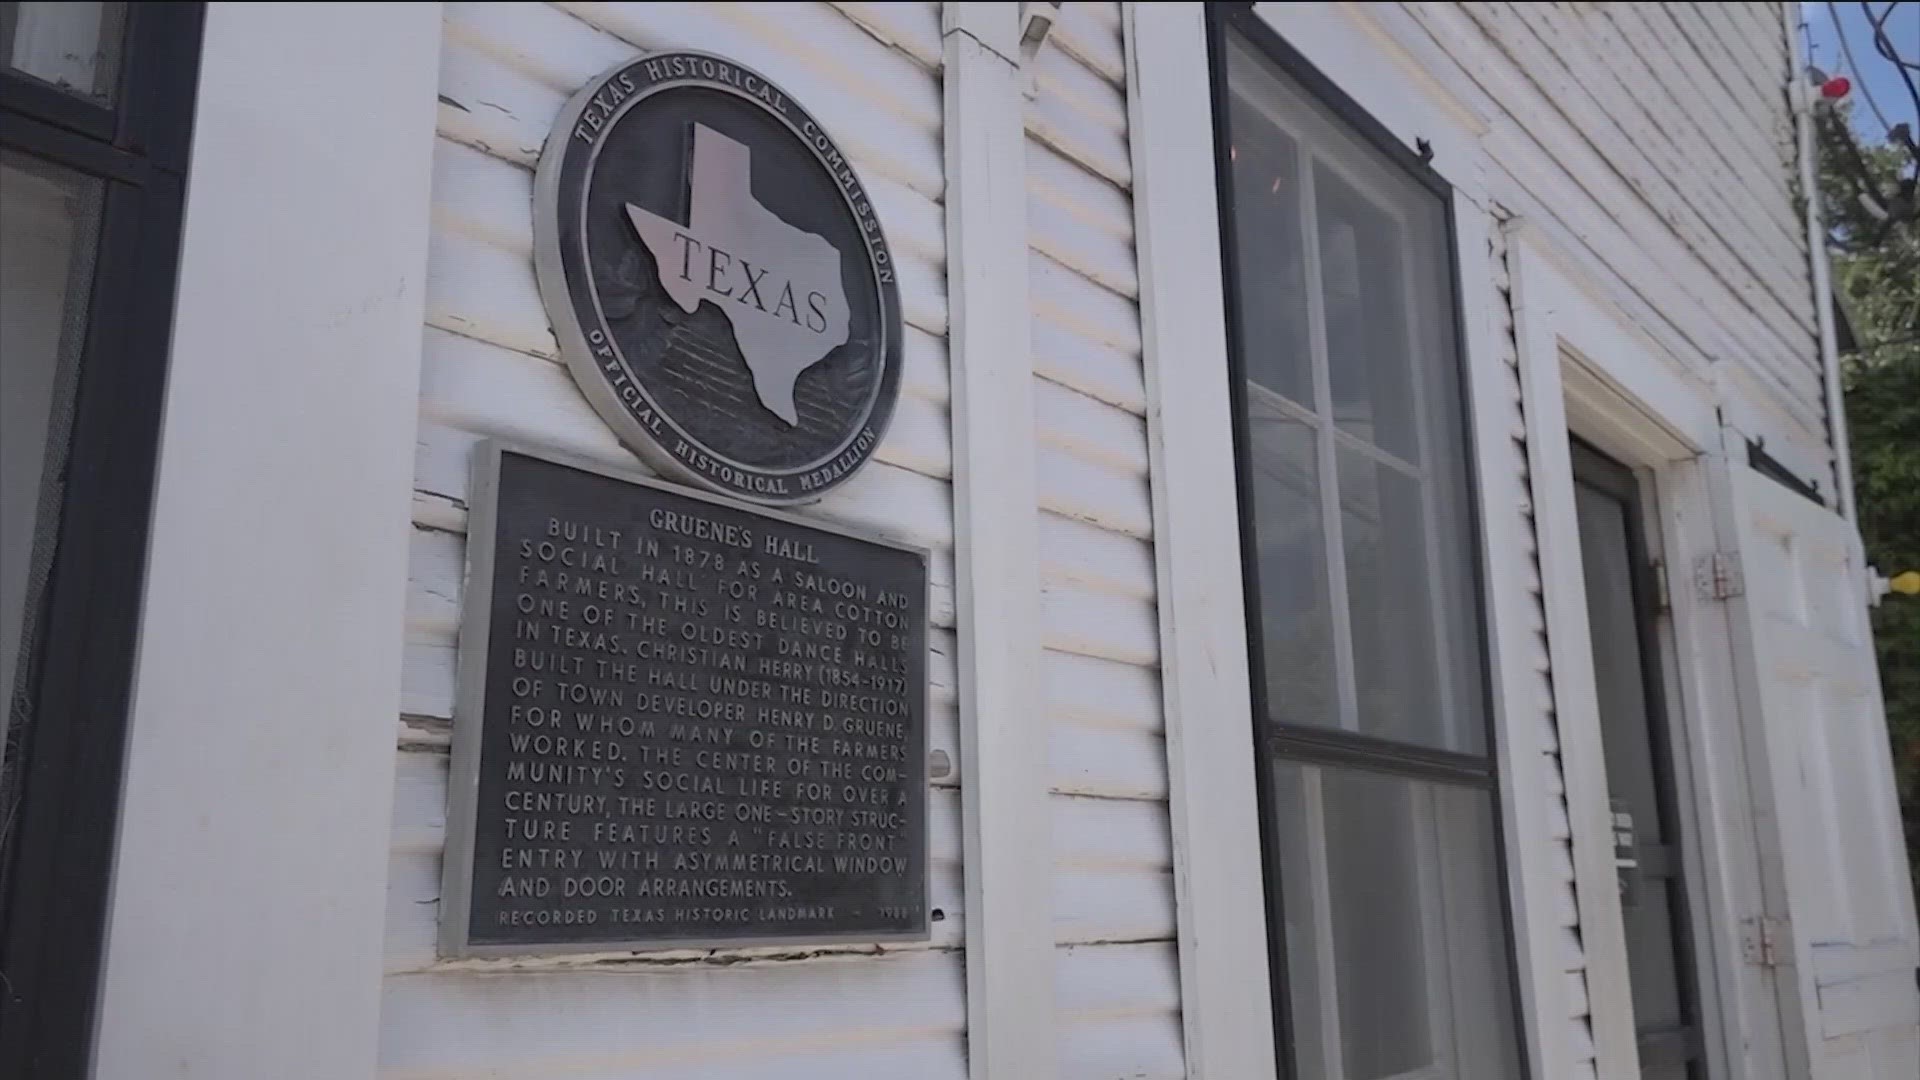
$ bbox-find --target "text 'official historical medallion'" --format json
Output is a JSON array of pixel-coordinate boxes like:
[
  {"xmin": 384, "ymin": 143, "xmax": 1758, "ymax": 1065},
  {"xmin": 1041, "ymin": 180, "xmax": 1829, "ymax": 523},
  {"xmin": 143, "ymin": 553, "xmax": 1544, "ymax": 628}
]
[{"xmin": 535, "ymin": 51, "xmax": 903, "ymax": 505}]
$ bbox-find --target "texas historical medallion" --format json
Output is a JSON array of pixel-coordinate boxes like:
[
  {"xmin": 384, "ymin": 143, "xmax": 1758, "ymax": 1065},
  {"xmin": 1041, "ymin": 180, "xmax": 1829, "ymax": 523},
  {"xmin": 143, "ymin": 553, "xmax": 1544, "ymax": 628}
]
[{"xmin": 535, "ymin": 51, "xmax": 902, "ymax": 504}]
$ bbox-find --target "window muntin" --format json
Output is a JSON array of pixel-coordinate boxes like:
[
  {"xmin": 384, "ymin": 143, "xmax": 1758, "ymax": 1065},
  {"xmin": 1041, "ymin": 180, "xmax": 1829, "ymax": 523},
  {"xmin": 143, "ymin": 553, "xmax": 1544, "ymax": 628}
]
[
  {"xmin": 1215, "ymin": 20, "xmax": 1524, "ymax": 1080},
  {"xmin": 1222, "ymin": 30, "xmax": 1484, "ymax": 756},
  {"xmin": 1270, "ymin": 764, "xmax": 1523, "ymax": 1080}
]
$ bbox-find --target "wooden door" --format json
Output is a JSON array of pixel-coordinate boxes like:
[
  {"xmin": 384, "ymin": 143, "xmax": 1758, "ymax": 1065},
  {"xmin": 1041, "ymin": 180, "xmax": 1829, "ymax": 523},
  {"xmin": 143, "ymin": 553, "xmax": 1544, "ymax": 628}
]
[{"xmin": 1725, "ymin": 461, "xmax": 1919, "ymax": 1079}]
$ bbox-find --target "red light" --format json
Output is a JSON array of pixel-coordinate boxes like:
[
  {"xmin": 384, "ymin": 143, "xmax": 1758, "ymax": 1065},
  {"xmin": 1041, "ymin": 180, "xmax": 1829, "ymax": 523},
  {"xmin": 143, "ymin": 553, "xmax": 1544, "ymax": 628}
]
[{"xmin": 1821, "ymin": 75, "xmax": 1852, "ymax": 100}]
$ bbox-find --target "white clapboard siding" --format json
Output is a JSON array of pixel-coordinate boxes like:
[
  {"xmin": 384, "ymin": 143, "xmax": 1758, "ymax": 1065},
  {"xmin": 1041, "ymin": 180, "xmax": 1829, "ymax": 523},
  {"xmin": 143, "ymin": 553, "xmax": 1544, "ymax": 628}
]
[
  {"xmin": 1057, "ymin": 943, "xmax": 1187, "ymax": 1080},
  {"xmin": 382, "ymin": 5, "xmax": 966, "ymax": 1078},
  {"xmin": 1030, "ymin": 6, "xmax": 1185, "ymax": 1077},
  {"xmin": 1354, "ymin": 2, "xmax": 1829, "ymax": 489},
  {"xmin": 1488, "ymin": 215, "xmax": 1597, "ymax": 1078},
  {"xmin": 380, "ymin": 955, "xmax": 968, "ymax": 1080}
]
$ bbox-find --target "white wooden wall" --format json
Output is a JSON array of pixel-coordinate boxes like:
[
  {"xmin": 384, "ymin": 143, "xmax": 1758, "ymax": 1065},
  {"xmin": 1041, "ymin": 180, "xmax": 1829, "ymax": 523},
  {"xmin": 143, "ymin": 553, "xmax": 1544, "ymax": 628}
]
[
  {"xmin": 1360, "ymin": 2, "xmax": 1829, "ymax": 492},
  {"xmin": 382, "ymin": 3, "xmax": 1187, "ymax": 1077},
  {"xmin": 371, "ymin": 3, "xmax": 1843, "ymax": 1078},
  {"xmin": 1029, "ymin": 5, "xmax": 1186, "ymax": 1078},
  {"xmin": 385, "ymin": 4, "xmax": 969, "ymax": 1077}
]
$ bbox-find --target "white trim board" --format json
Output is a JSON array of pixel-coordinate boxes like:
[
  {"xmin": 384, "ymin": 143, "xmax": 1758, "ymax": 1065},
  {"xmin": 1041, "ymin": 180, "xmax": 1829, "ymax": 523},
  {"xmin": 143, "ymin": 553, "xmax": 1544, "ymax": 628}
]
[
  {"xmin": 941, "ymin": 4, "xmax": 1057, "ymax": 1077},
  {"xmin": 1643, "ymin": 453, "xmax": 1791, "ymax": 1080},
  {"xmin": 1454, "ymin": 201, "xmax": 1572, "ymax": 1080},
  {"xmin": 1508, "ymin": 224, "xmax": 1717, "ymax": 463},
  {"xmin": 1238, "ymin": 7, "xmax": 1580, "ymax": 1072},
  {"xmin": 1510, "ymin": 220, "xmax": 1653, "ymax": 1080},
  {"xmin": 1250, "ymin": 1, "xmax": 1486, "ymax": 202},
  {"xmin": 1507, "ymin": 220, "xmax": 1789, "ymax": 1080},
  {"xmin": 1145, "ymin": 8, "xmax": 1582, "ymax": 1076},
  {"xmin": 1125, "ymin": 5, "xmax": 1278, "ymax": 1078},
  {"xmin": 92, "ymin": 4, "xmax": 443, "ymax": 1077}
]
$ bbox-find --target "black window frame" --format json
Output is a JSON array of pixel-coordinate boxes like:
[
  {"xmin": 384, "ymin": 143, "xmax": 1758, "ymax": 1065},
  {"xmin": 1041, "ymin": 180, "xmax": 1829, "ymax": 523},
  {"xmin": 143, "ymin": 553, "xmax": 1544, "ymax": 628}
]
[
  {"xmin": 1203, "ymin": 4, "xmax": 1532, "ymax": 1075},
  {"xmin": 0, "ymin": 5, "xmax": 204, "ymax": 1075}
]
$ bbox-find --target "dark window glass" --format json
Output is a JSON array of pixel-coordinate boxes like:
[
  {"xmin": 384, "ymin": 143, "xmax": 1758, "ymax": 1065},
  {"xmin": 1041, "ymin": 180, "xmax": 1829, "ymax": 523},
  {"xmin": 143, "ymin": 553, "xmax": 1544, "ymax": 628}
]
[
  {"xmin": 0, "ymin": 2, "xmax": 127, "ymax": 102},
  {"xmin": 1217, "ymin": 19, "xmax": 1524, "ymax": 1080},
  {"xmin": 0, "ymin": 148, "xmax": 103, "ymax": 850}
]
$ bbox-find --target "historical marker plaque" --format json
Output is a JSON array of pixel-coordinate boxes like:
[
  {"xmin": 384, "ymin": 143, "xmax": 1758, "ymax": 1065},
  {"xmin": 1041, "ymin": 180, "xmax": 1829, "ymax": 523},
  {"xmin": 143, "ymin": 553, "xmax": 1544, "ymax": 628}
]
[
  {"xmin": 534, "ymin": 50, "xmax": 904, "ymax": 505},
  {"xmin": 441, "ymin": 442, "xmax": 929, "ymax": 956}
]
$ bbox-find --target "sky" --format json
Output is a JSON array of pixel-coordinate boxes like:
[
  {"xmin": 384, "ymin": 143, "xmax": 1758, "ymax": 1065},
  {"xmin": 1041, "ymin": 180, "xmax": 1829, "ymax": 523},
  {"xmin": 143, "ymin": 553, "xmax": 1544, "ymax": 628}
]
[{"xmin": 1801, "ymin": 1, "xmax": 1919, "ymax": 143}]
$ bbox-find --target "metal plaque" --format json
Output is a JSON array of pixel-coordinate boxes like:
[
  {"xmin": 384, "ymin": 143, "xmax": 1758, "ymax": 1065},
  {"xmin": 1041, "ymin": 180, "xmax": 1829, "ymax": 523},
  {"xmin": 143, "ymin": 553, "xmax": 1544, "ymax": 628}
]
[
  {"xmin": 535, "ymin": 50, "xmax": 903, "ymax": 505},
  {"xmin": 441, "ymin": 442, "xmax": 930, "ymax": 956}
]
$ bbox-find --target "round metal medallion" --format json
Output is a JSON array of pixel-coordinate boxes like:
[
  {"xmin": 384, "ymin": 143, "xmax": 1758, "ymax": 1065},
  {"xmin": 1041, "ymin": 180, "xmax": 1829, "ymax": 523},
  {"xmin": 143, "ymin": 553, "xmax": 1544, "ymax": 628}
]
[{"xmin": 534, "ymin": 51, "xmax": 902, "ymax": 505}]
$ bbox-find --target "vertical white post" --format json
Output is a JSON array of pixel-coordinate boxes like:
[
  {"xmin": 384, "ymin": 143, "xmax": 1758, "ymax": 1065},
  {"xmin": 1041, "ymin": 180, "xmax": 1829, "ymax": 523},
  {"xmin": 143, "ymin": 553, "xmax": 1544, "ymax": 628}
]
[
  {"xmin": 1455, "ymin": 210, "xmax": 1575, "ymax": 1080},
  {"xmin": 941, "ymin": 5, "xmax": 1055, "ymax": 1078},
  {"xmin": 1508, "ymin": 226, "xmax": 1643, "ymax": 1080},
  {"xmin": 92, "ymin": 4, "xmax": 441, "ymax": 1077},
  {"xmin": 1124, "ymin": 5, "xmax": 1279, "ymax": 1078}
]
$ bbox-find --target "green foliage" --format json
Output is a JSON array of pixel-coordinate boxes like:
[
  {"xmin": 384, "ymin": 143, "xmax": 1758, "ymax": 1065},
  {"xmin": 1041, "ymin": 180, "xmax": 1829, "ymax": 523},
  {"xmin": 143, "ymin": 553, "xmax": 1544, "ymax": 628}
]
[{"xmin": 1821, "ymin": 105, "xmax": 1920, "ymax": 888}]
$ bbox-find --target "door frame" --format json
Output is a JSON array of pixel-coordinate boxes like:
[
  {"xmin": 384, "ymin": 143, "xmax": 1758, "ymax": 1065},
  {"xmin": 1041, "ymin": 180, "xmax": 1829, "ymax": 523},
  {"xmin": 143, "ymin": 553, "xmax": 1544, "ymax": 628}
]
[
  {"xmin": 1507, "ymin": 221, "xmax": 1792, "ymax": 1080},
  {"xmin": 1570, "ymin": 438, "xmax": 1713, "ymax": 1076}
]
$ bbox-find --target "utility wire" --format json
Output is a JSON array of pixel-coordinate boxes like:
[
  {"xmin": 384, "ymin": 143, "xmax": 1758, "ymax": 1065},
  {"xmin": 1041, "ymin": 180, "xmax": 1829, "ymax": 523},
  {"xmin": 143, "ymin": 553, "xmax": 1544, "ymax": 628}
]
[
  {"xmin": 1831, "ymin": 1, "xmax": 1898, "ymax": 138},
  {"xmin": 1859, "ymin": 2, "xmax": 1919, "ymax": 156}
]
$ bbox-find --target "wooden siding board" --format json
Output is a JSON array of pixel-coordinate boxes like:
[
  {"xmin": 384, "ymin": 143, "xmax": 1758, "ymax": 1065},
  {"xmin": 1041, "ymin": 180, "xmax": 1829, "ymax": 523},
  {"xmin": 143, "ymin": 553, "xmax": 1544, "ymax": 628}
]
[
  {"xmin": 827, "ymin": 2, "xmax": 943, "ymax": 70},
  {"xmin": 1048, "ymin": 2, "xmax": 1125, "ymax": 86},
  {"xmin": 1051, "ymin": 726, "xmax": 1169, "ymax": 802},
  {"xmin": 1665, "ymin": 2, "xmax": 1792, "ymax": 151},
  {"xmin": 1028, "ymin": 138, "xmax": 1139, "ymax": 300},
  {"xmin": 1507, "ymin": 3, "xmax": 1805, "ymax": 269},
  {"xmin": 379, "ymin": 953, "xmax": 968, "ymax": 1077},
  {"xmin": 1027, "ymin": 43, "xmax": 1132, "ymax": 188},
  {"xmin": 1059, "ymin": 1015, "xmax": 1187, "ymax": 1080},
  {"xmin": 1375, "ymin": 2, "xmax": 1828, "ymax": 463},
  {"xmin": 1600, "ymin": 3, "xmax": 1794, "ymax": 209},
  {"xmin": 1456, "ymin": 3, "xmax": 1817, "ymax": 357},
  {"xmin": 1687, "ymin": 1, "xmax": 1791, "ymax": 116},
  {"xmin": 1639, "ymin": 3, "xmax": 1789, "ymax": 164},
  {"xmin": 1032, "ymin": 317, "xmax": 1147, "ymax": 416},
  {"xmin": 1029, "ymin": 12, "xmax": 1183, "ymax": 1071},
  {"xmin": 1038, "ymin": 510, "xmax": 1157, "ymax": 601}
]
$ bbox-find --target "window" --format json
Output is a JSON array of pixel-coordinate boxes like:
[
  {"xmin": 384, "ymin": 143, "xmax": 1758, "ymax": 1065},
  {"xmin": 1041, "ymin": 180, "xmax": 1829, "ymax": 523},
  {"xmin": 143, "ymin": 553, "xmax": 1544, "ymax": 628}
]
[
  {"xmin": 0, "ymin": 4, "xmax": 200, "ymax": 1072},
  {"xmin": 1209, "ymin": 14, "xmax": 1526, "ymax": 1080}
]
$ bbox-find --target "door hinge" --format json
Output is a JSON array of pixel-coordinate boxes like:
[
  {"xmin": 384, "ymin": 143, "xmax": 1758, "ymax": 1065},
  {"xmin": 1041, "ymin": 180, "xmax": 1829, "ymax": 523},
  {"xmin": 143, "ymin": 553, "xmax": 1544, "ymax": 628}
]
[
  {"xmin": 1693, "ymin": 551, "xmax": 1746, "ymax": 601},
  {"xmin": 1740, "ymin": 915, "xmax": 1789, "ymax": 968},
  {"xmin": 1651, "ymin": 559, "xmax": 1672, "ymax": 612}
]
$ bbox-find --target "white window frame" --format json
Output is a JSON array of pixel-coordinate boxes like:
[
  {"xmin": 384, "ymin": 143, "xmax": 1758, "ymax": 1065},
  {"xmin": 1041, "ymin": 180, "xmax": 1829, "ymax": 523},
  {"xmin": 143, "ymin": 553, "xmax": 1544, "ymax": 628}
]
[{"xmin": 1127, "ymin": 4, "xmax": 1568, "ymax": 1078}]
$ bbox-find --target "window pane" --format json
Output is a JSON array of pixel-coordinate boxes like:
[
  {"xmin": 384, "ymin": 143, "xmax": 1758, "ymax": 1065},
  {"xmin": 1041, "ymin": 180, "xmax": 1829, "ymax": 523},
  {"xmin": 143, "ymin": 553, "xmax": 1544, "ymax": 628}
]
[
  {"xmin": 0, "ymin": 2, "xmax": 126, "ymax": 100},
  {"xmin": 1318, "ymin": 163, "xmax": 1419, "ymax": 461},
  {"xmin": 1337, "ymin": 446, "xmax": 1475, "ymax": 751},
  {"xmin": 1222, "ymin": 34, "xmax": 1313, "ymax": 408},
  {"xmin": 0, "ymin": 149, "xmax": 103, "ymax": 852},
  {"xmin": 1245, "ymin": 393, "xmax": 1337, "ymax": 728},
  {"xmin": 1271, "ymin": 763, "xmax": 1523, "ymax": 1080}
]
